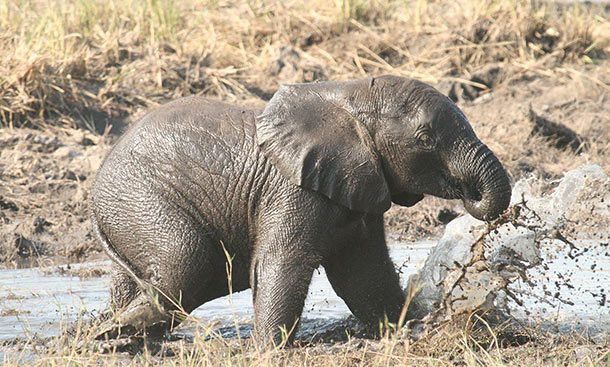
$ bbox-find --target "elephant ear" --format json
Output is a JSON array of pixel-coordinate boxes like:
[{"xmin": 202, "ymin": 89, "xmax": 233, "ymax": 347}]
[{"xmin": 255, "ymin": 81, "xmax": 391, "ymax": 214}]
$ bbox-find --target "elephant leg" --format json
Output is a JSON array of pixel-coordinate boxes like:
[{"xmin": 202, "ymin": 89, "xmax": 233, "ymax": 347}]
[
  {"xmin": 97, "ymin": 262, "xmax": 201, "ymax": 340},
  {"xmin": 92, "ymin": 264, "xmax": 141, "ymax": 327},
  {"xmin": 324, "ymin": 214, "xmax": 405, "ymax": 328},
  {"xmin": 109, "ymin": 263, "xmax": 140, "ymax": 310},
  {"xmin": 97, "ymin": 268, "xmax": 176, "ymax": 339},
  {"xmin": 95, "ymin": 196, "xmax": 217, "ymax": 339},
  {"xmin": 95, "ymin": 292, "xmax": 176, "ymax": 341},
  {"xmin": 250, "ymin": 248, "xmax": 317, "ymax": 347}
]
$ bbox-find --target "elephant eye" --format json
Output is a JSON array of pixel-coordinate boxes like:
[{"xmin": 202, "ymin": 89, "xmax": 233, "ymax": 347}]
[{"xmin": 418, "ymin": 132, "xmax": 435, "ymax": 149}]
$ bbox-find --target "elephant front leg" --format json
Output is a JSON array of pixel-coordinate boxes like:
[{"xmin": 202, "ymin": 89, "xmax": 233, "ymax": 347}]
[
  {"xmin": 324, "ymin": 215, "xmax": 406, "ymax": 330},
  {"xmin": 250, "ymin": 250, "xmax": 316, "ymax": 347}
]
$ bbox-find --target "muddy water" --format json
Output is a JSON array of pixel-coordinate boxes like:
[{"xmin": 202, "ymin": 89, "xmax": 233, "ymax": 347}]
[
  {"xmin": 0, "ymin": 235, "xmax": 608, "ymax": 343},
  {"xmin": 0, "ymin": 239, "xmax": 434, "ymax": 342}
]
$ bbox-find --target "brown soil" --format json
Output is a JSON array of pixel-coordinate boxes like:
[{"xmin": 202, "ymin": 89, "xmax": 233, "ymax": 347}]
[{"xmin": 0, "ymin": 129, "xmax": 108, "ymax": 268}]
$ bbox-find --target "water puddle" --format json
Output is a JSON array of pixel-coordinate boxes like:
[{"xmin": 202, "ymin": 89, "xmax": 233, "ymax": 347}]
[{"xmin": 0, "ymin": 241, "xmax": 435, "ymax": 342}]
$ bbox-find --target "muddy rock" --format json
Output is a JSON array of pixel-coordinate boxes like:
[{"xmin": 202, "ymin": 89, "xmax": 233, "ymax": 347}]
[{"xmin": 406, "ymin": 164, "xmax": 609, "ymax": 336}]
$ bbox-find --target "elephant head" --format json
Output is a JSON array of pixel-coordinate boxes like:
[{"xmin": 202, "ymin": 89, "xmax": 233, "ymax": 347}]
[{"xmin": 256, "ymin": 75, "xmax": 511, "ymax": 221}]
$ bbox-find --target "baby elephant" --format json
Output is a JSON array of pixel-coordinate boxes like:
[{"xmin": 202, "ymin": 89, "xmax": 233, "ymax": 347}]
[{"xmin": 91, "ymin": 75, "xmax": 511, "ymax": 345}]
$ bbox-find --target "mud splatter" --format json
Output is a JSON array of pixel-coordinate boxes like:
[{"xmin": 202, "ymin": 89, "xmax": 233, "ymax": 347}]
[{"xmin": 406, "ymin": 164, "xmax": 609, "ymax": 337}]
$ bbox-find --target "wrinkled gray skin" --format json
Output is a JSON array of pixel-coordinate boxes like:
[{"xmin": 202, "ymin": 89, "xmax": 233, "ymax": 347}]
[{"xmin": 91, "ymin": 75, "xmax": 511, "ymax": 346}]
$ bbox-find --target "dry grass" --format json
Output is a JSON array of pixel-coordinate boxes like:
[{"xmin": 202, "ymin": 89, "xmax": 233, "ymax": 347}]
[
  {"xmin": 0, "ymin": 0, "xmax": 607, "ymax": 130},
  {"xmin": 1, "ymin": 314, "xmax": 608, "ymax": 366}
]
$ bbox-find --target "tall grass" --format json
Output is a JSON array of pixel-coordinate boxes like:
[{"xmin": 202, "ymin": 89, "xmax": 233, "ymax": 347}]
[
  {"xmin": 0, "ymin": 0, "xmax": 606, "ymax": 129},
  {"xmin": 0, "ymin": 0, "xmax": 180, "ymax": 57}
]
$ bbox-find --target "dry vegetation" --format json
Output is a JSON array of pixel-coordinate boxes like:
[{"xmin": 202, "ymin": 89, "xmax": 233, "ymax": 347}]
[
  {"xmin": 0, "ymin": 0, "xmax": 607, "ymax": 128},
  {"xmin": 2, "ymin": 310, "xmax": 609, "ymax": 366},
  {"xmin": 0, "ymin": 0, "xmax": 609, "ymax": 365}
]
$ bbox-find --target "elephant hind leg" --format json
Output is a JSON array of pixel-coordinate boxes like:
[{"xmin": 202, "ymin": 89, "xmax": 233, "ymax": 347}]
[
  {"xmin": 96, "ymin": 266, "xmax": 184, "ymax": 340},
  {"xmin": 109, "ymin": 264, "xmax": 140, "ymax": 311},
  {"xmin": 94, "ymin": 192, "xmax": 218, "ymax": 339},
  {"xmin": 96, "ymin": 284, "xmax": 181, "ymax": 340},
  {"xmin": 91, "ymin": 265, "xmax": 140, "ymax": 333}
]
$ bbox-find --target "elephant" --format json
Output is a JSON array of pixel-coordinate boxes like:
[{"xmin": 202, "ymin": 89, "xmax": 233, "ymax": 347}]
[{"xmin": 91, "ymin": 75, "xmax": 511, "ymax": 346}]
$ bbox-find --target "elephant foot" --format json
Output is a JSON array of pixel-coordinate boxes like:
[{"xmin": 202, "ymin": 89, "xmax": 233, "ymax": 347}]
[{"xmin": 94, "ymin": 294, "xmax": 173, "ymax": 341}]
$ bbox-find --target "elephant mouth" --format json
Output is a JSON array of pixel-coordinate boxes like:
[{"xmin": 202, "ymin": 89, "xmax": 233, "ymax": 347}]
[{"xmin": 391, "ymin": 192, "xmax": 424, "ymax": 207}]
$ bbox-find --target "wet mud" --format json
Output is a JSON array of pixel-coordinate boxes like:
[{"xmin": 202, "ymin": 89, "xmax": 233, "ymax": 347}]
[{"xmin": 0, "ymin": 242, "xmax": 434, "ymax": 343}]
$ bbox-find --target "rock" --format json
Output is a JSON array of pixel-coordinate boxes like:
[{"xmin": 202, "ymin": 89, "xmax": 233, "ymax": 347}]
[{"xmin": 406, "ymin": 164, "xmax": 610, "ymax": 336}]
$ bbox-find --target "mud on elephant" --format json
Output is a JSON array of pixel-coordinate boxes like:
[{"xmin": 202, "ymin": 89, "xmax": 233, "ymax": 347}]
[{"xmin": 91, "ymin": 75, "xmax": 511, "ymax": 346}]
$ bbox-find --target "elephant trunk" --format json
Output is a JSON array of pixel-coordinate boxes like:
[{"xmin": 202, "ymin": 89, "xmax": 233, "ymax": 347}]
[{"xmin": 455, "ymin": 140, "xmax": 512, "ymax": 221}]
